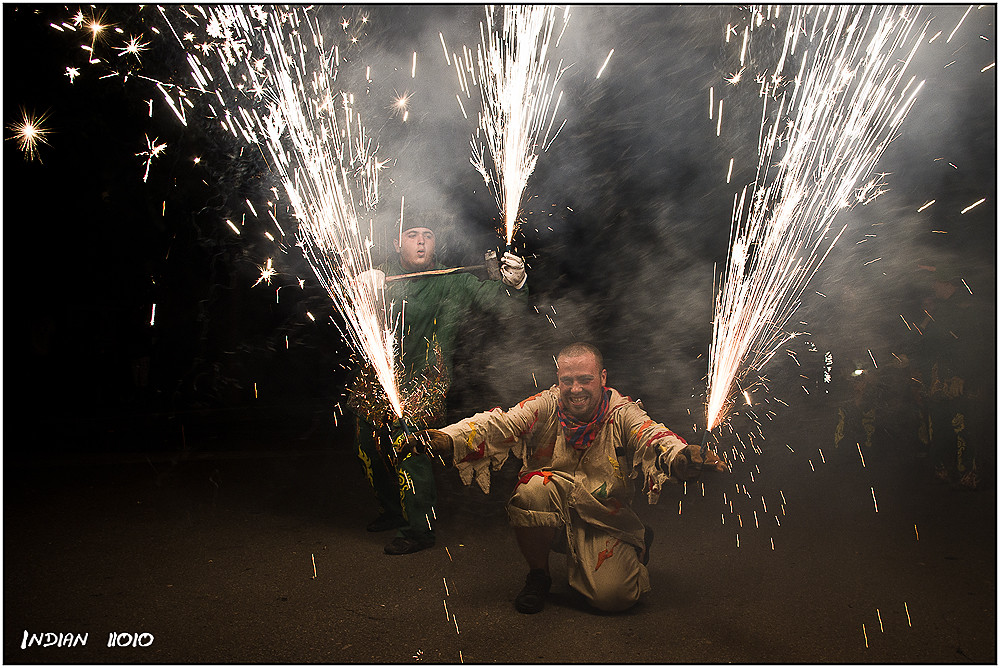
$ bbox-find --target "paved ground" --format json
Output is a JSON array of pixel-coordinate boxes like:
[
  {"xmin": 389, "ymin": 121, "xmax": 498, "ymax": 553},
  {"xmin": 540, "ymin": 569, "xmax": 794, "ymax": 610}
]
[{"xmin": 4, "ymin": 404, "xmax": 996, "ymax": 665}]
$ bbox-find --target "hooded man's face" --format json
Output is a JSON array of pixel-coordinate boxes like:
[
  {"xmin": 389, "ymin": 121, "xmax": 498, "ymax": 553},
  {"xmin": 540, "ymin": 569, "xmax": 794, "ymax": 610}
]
[{"xmin": 395, "ymin": 227, "xmax": 435, "ymax": 272}]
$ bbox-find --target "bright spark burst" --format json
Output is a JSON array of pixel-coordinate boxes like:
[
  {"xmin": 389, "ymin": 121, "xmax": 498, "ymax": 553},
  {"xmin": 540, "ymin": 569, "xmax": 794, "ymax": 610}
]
[
  {"xmin": 464, "ymin": 5, "xmax": 570, "ymax": 245},
  {"xmin": 65, "ymin": 66, "xmax": 81, "ymax": 83},
  {"xmin": 725, "ymin": 67, "xmax": 745, "ymax": 85},
  {"xmin": 116, "ymin": 34, "xmax": 151, "ymax": 60},
  {"xmin": 7, "ymin": 108, "xmax": 53, "ymax": 162},
  {"xmin": 253, "ymin": 258, "xmax": 277, "ymax": 287},
  {"xmin": 136, "ymin": 134, "xmax": 167, "ymax": 182},
  {"xmin": 89, "ymin": 19, "xmax": 106, "ymax": 40},
  {"xmin": 84, "ymin": 10, "xmax": 112, "ymax": 50},
  {"xmin": 160, "ymin": 6, "xmax": 403, "ymax": 418},
  {"xmin": 706, "ymin": 6, "xmax": 927, "ymax": 431},
  {"xmin": 391, "ymin": 90, "xmax": 413, "ymax": 120}
]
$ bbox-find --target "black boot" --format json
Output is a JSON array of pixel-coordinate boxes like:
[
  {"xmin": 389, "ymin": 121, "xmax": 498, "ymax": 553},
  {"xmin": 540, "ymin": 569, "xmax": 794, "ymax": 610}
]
[
  {"xmin": 514, "ymin": 569, "xmax": 552, "ymax": 614},
  {"xmin": 384, "ymin": 535, "xmax": 435, "ymax": 555},
  {"xmin": 639, "ymin": 524, "xmax": 654, "ymax": 566}
]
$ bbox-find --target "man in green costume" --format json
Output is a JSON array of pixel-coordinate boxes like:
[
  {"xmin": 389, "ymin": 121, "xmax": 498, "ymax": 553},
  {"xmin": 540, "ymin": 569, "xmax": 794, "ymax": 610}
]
[{"xmin": 349, "ymin": 213, "xmax": 529, "ymax": 555}]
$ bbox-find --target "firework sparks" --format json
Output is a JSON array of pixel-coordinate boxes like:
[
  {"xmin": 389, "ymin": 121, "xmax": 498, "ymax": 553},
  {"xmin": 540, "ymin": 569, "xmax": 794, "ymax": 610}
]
[
  {"xmin": 116, "ymin": 34, "xmax": 151, "ymax": 61},
  {"xmin": 596, "ymin": 49, "xmax": 614, "ymax": 79},
  {"xmin": 136, "ymin": 134, "xmax": 167, "ymax": 182},
  {"xmin": 725, "ymin": 67, "xmax": 745, "ymax": 85},
  {"xmin": 705, "ymin": 6, "xmax": 927, "ymax": 430},
  {"xmin": 253, "ymin": 258, "xmax": 277, "ymax": 287},
  {"xmin": 960, "ymin": 197, "xmax": 986, "ymax": 214},
  {"xmin": 461, "ymin": 5, "xmax": 571, "ymax": 245},
  {"xmin": 7, "ymin": 108, "xmax": 53, "ymax": 162},
  {"xmin": 391, "ymin": 90, "xmax": 413, "ymax": 123},
  {"xmin": 947, "ymin": 5, "xmax": 973, "ymax": 43},
  {"xmin": 84, "ymin": 10, "xmax": 111, "ymax": 50},
  {"xmin": 158, "ymin": 5, "xmax": 404, "ymax": 418}
]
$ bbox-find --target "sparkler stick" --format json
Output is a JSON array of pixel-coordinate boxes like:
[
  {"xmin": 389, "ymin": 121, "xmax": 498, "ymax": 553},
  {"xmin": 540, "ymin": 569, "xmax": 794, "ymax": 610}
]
[
  {"xmin": 462, "ymin": 5, "xmax": 570, "ymax": 246},
  {"xmin": 705, "ymin": 6, "xmax": 927, "ymax": 431}
]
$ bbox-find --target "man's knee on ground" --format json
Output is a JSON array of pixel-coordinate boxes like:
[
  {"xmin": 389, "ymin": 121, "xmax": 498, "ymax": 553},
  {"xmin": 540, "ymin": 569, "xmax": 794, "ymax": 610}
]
[{"xmin": 587, "ymin": 578, "xmax": 642, "ymax": 612}]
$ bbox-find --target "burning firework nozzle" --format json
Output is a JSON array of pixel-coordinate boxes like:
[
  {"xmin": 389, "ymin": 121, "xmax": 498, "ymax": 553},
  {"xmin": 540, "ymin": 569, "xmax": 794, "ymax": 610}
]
[
  {"xmin": 699, "ymin": 428, "xmax": 711, "ymax": 459},
  {"xmin": 392, "ymin": 423, "xmax": 415, "ymax": 458},
  {"xmin": 484, "ymin": 250, "xmax": 501, "ymax": 281},
  {"xmin": 394, "ymin": 420, "xmax": 431, "ymax": 455}
]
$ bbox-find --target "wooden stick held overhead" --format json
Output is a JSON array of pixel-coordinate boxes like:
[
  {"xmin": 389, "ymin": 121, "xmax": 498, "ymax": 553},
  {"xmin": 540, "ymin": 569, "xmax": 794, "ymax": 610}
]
[{"xmin": 385, "ymin": 265, "xmax": 486, "ymax": 282}]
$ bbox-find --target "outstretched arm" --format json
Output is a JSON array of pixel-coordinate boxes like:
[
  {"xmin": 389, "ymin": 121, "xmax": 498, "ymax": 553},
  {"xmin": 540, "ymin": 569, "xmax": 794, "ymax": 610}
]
[
  {"xmin": 398, "ymin": 390, "xmax": 556, "ymax": 494},
  {"xmin": 619, "ymin": 402, "xmax": 728, "ymax": 504}
]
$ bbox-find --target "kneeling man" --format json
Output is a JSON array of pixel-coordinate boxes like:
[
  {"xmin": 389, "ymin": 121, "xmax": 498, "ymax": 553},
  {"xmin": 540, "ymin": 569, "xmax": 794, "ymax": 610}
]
[{"xmin": 400, "ymin": 342, "xmax": 727, "ymax": 613}]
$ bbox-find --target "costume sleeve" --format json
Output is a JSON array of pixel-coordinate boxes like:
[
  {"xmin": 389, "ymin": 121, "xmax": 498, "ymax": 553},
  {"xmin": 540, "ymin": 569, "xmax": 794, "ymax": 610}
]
[
  {"xmin": 440, "ymin": 390, "xmax": 554, "ymax": 494},
  {"xmin": 619, "ymin": 401, "xmax": 692, "ymax": 505},
  {"xmin": 450, "ymin": 271, "xmax": 529, "ymax": 314}
]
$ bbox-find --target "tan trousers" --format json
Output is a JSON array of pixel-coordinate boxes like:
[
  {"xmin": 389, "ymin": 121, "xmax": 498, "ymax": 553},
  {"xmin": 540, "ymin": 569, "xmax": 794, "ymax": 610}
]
[{"xmin": 507, "ymin": 471, "xmax": 649, "ymax": 611}]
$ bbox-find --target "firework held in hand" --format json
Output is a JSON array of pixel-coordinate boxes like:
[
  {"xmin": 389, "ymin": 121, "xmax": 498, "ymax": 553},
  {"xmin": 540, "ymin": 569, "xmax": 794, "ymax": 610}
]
[
  {"xmin": 457, "ymin": 5, "xmax": 570, "ymax": 245},
  {"xmin": 706, "ymin": 5, "xmax": 927, "ymax": 431},
  {"xmin": 159, "ymin": 5, "xmax": 404, "ymax": 418}
]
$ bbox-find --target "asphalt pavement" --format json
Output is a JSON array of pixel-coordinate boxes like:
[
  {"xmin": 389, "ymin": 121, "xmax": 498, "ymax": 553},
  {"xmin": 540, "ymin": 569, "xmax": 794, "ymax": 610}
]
[{"xmin": 4, "ymin": 403, "xmax": 996, "ymax": 664}]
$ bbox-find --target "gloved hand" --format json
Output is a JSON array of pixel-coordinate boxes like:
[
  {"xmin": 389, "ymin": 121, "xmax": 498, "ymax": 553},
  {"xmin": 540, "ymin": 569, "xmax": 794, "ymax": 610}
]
[
  {"xmin": 667, "ymin": 444, "xmax": 729, "ymax": 481},
  {"xmin": 395, "ymin": 429, "xmax": 453, "ymax": 456},
  {"xmin": 499, "ymin": 252, "xmax": 527, "ymax": 289},
  {"xmin": 353, "ymin": 268, "xmax": 386, "ymax": 294}
]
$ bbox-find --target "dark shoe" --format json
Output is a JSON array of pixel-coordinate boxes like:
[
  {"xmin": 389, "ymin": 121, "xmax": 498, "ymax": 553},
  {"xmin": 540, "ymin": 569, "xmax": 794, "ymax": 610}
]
[
  {"xmin": 367, "ymin": 514, "xmax": 406, "ymax": 532},
  {"xmin": 639, "ymin": 524, "xmax": 654, "ymax": 566},
  {"xmin": 514, "ymin": 569, "xmax": 551, "ymax": 614},
  {"xmin": 384, "ymin": 536, "xmax": 435, "ymax": 555}
]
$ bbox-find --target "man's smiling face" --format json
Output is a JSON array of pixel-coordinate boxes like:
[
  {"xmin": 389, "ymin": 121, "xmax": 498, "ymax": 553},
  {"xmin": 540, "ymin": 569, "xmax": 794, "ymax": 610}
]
[{"xmin": 556, "ymin": 351, "xmax": 607, "ymax": 421}]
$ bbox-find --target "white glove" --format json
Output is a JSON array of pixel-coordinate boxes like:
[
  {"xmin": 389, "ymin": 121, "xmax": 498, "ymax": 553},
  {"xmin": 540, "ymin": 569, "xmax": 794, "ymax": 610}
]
[
  {"xmin": 500, "ymin": 252, "xmax": 527, "ymax": 289},
  {"xmin": 354, "ymin": 268, "xmax": 386, "ymax": 293}
]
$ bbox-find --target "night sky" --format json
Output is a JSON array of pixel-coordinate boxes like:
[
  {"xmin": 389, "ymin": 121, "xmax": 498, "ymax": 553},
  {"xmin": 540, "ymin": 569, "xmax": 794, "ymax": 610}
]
[{"xmin": 5, "ymin": 4, "xmax": 996, "ymax": 462}]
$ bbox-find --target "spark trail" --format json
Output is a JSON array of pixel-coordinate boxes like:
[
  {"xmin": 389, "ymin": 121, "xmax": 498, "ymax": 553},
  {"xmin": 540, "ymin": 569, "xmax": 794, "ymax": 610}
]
[
  {"xmin": 159, "ymin": 5, "xmax": 403, "ymax": 417},
  {"xmin": 706, "ymin": 5, "xmax": 927, "ymax": 431},
  {"xmin": 459, "ymin": 5, "xmax": 570, "ymax": 245}
]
